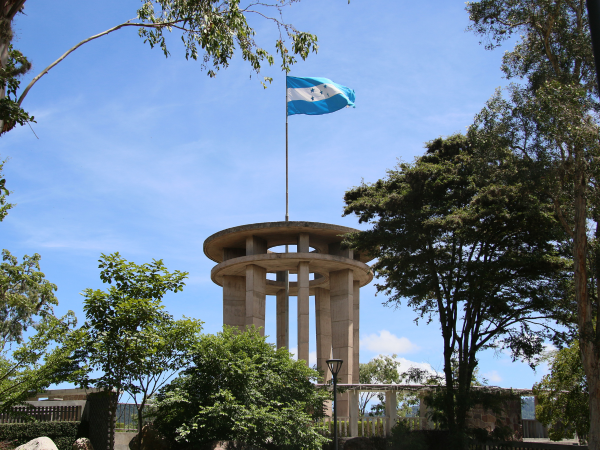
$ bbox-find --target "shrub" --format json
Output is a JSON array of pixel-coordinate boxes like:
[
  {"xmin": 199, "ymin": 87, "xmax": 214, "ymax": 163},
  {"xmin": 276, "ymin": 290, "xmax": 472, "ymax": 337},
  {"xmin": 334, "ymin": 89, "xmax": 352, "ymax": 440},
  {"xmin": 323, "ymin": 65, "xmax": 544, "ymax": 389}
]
[{"xmin": 0, "ymin": 421, "xmax": 87, "ymax": 450}]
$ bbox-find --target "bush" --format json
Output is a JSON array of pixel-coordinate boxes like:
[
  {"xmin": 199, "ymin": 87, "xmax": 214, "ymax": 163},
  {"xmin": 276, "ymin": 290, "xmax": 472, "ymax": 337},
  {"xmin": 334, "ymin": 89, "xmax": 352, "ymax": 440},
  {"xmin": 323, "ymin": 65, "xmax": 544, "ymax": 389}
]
[{"xmin": 0, "ymin": 421, "xmax": 88, "ymax": 450}]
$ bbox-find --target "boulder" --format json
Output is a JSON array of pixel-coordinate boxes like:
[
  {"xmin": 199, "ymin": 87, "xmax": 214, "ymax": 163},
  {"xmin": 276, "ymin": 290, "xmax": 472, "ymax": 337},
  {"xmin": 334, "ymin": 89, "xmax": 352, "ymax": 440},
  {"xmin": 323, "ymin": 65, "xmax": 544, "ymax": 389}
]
[
  {"xmin": 128, "ymin": 425, "xmax": 169, "ymax": 450},
  {"xmin": 72, "ymin": 438, "xmax": 93, "ymax": 450},
  {"xmin": 15, "ymin": 438, "xmax": 58, "ymax": 450}
]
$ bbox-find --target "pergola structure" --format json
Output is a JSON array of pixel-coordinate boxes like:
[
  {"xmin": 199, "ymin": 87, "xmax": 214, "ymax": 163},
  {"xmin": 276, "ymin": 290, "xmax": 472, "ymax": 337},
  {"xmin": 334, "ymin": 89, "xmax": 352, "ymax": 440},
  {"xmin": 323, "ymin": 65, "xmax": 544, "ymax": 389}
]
[{"xmin": 203, "ymin": 221, "xmax": 374, "ymax": 415}]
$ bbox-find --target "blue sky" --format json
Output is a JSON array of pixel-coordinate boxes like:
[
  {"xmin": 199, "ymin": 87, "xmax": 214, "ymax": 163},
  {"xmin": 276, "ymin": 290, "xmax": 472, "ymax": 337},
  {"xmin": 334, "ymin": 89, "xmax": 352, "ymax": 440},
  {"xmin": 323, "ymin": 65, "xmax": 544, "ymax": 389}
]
[{"xmin": 2, "ymin": 0, "xmax": 550, "ymax": 389}]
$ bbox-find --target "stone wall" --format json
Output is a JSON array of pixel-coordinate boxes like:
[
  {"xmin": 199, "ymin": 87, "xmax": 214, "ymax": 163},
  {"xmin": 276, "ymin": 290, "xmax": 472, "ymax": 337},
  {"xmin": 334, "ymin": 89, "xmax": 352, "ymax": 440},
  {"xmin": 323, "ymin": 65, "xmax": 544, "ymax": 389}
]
[{"xmin": 465, "ymin": 398, "xmax": 522, "ymax": 440}]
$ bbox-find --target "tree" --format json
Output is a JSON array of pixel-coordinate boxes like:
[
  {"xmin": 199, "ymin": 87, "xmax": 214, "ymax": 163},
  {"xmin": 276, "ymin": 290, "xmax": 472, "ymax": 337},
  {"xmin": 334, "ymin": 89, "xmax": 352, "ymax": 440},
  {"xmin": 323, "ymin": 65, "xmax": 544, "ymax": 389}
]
[
  {"xmin": 343, "ymin": 133, "xmax": 567, "ymax": 443},
  {"xmin": 466, "ymin": 2, "xmax": 600, "ymax": 448},
  {"xmin": 358, "ymin": 354, "xmax": 401, "ymax": 416},
  {"xmin": 534, "ymin": 341, "xmax": 588, "ymax": 444},
  {"xmin": 80, "ymin": 252, "xmax": 195, "ymax": 450},
  {"xmin": 0, "ymin": 249, "xmax": 80, "ymax": 412},
  {"xmin": 0, "ymin": 158, "xmax": 13, "ymax": 222},
  {"xmin": 0, "ymin": 0, "xmax": 319, "ymax": 134},
  {"xmin": 152, "ymin": 326, "xmax": 330, "ymax": 450},
  {"xmin": 124, "ymin": 316, "xmax": 203, "ymax": 448}
]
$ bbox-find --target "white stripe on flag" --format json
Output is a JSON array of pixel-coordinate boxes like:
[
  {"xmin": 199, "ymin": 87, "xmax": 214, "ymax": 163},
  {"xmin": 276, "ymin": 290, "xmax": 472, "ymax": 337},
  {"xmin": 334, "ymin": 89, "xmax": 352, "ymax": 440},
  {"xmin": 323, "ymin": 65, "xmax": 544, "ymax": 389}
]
[{"xmin": 286, "ymin": 83, "xmax": 344, "ymax": 103}]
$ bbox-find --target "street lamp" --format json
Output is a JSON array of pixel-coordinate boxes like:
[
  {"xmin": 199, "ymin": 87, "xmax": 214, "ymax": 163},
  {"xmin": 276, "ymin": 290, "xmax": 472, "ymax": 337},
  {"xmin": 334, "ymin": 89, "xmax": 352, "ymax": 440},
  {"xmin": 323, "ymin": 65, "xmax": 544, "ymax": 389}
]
[{"xmin": 326, "ymin": 359, "xmax": 343, "ymax": 450}]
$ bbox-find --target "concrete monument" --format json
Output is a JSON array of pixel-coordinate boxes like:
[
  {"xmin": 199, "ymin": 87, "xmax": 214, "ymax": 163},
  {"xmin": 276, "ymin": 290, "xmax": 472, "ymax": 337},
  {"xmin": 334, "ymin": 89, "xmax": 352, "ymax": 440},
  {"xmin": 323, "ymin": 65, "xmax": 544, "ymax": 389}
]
[{"xmin": 203, "ymin": 221, "xmax": 374, "ymax": 416}]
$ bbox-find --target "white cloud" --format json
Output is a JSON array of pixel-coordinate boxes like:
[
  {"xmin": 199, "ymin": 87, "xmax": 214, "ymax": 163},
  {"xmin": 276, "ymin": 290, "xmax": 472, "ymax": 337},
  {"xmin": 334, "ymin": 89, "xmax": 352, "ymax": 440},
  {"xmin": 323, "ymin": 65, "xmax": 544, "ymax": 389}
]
[
  {"xmin": 483, "ymin": 370, "xmax": 503, "ymax": 384},
  {"xmin": 360, "ymin": 330, "xmax": 420, "ymax": 354}
]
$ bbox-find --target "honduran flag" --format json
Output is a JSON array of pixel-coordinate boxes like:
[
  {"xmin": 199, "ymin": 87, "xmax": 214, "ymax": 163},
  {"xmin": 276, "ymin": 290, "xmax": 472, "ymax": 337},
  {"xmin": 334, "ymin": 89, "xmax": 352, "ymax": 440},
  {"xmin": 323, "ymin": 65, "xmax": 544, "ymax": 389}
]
[{"xmin": 286, "ymin": 76, "xmax": 355, "ymax": 116}]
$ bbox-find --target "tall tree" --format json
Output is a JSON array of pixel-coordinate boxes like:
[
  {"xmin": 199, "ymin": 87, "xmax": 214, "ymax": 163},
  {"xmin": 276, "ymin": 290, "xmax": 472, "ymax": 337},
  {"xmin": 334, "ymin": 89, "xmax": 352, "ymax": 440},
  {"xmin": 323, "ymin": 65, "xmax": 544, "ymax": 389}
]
[
  {"xmin": 343, "ymin": 133, "xmax": 567, "ymax": 443},
  {"xmin": 466, "ymin": 2, "xmax": 600, "ymax": 447},
  {"xmin": 80, "ymin": 252, "xmax": 193, "ymax": 450},
  {"xmin": 0, "ymin": 0, "xmax": 320, "ymax": 134}
]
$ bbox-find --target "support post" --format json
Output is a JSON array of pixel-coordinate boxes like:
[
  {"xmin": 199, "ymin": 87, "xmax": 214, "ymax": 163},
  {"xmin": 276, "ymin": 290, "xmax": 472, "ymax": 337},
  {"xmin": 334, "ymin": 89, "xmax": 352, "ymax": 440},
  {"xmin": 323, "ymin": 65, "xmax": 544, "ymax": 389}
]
[
  {"xmin": 350, "ymin": 390, "xmax": 359, "ymax": 437},
  {"xmin": 223, "ymin": 275, "xmax": 246, "ymax": 332},
  {"xmin": 330, "ymin": 268, "xmax": 354, "ymax": 416},
  {"xmin": 353, "ymin": 280, "xmax": 360, "ymax": 384},
  {"xmin": 315, "ymin": 286, "xmax": 332, "ymax": 382},
  {"xmin": 276, "ymin": 271, "xmax": 289, "ymax": 349},
  {"xmin": 297, "ymin": 260, "xmax": 310, "ymax": 365},
  {"xmin": 385, "ymin": 390, "xmax": 397, "ymax": 436}
]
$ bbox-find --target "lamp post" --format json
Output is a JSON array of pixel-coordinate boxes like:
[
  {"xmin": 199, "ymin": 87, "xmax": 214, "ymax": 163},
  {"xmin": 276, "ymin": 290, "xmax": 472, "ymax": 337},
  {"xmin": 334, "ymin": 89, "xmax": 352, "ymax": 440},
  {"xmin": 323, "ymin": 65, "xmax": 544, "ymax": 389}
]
[{"xmin": 326, "ymin": 359, "xmax": 343, "ymax": 450}]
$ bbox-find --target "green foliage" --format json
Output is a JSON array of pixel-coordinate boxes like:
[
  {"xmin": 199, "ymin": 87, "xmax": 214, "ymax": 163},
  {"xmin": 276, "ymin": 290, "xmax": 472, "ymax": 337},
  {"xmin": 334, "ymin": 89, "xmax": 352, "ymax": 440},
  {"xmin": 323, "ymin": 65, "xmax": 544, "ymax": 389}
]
[
  {"xmin": 80, "ymin": 252, "xmax": 189, "ymax": 393},
  {"xmin": 0, "ymin": 249, "xmax": 80, "ymax": 412},
  {"xmin": 466, "ymin": 2, "xmax": 600, "ymax": 443},
  {"xmin": 136, "ymin": 0, "xmax": 318, "ymax": 80},
  {"xmin": 0, "ymin": 421, "xmax": 86, "ymax": 450},
  {"xmin": 152, "ymin": 326, "xmax": 330, "ymax": 450},
  {"xmin": 343, "ymin": 133, "xmax": 567, "ymax": 434},
  {"xmin": 358, "ymin": 354, "xmax": 419, "ymax": 417},
  {"xmin": 0, "ymin": 45, "xmax": 34, "ymax": 133},
  {"xmin": 79, "ymin": 252, "xmax": 197, "ymax": 448},
  {"xmin": 533, "ymin": 341, "xmax": 589, "ymax": 443},
  {"xmin": 0, "ymin": 159, "xmax": 14, "ymax": 222}
]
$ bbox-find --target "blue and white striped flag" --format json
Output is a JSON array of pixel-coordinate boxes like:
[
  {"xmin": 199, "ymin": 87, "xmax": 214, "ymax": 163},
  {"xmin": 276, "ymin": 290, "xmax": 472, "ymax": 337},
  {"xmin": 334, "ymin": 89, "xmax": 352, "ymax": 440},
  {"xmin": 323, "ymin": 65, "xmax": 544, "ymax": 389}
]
[{"xmin": 286, "ymin": 76, "xmax": 355, "ymax": 116}]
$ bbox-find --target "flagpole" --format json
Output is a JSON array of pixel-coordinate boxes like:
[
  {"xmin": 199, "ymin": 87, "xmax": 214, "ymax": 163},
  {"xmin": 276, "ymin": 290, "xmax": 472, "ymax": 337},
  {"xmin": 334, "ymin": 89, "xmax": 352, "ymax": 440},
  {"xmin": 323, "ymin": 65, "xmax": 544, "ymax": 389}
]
[
  {"xmin": 285, "ymin": 78, "xmax": 289, "ymax": 223},
  {"xmin": 284, "ymin": 75, "xmax": 290, "ymax": 349}
]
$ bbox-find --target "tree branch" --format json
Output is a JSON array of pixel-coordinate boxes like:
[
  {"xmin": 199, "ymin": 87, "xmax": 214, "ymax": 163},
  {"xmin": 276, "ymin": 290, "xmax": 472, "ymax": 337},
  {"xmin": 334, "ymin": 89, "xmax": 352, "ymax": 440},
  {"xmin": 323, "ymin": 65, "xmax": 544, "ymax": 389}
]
[{"xmin": 17, "ymin": 19, "xmax": 183, "ymax": 107}]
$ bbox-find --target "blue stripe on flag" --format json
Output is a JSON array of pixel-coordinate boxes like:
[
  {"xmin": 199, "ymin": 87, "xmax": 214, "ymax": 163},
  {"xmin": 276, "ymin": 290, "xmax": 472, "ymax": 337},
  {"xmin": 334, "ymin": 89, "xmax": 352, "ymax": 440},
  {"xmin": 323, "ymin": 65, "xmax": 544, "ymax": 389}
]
[{"xmin": 286, "ymin": 76, "xmax": 355, "ymax": 116}]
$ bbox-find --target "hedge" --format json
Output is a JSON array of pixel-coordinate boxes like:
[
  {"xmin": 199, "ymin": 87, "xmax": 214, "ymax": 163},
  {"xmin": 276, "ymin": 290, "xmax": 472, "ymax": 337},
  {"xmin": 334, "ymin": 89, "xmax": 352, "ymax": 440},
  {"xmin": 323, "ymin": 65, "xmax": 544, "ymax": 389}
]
[{"xmin": 0, "ymin": 421, "xmax": 88, "ymax": 450}]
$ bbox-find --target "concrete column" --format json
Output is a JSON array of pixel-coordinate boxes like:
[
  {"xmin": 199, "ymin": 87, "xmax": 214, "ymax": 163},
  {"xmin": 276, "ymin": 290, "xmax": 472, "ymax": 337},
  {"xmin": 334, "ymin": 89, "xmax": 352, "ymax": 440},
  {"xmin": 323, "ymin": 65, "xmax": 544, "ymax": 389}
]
[
  {"xmin": 246, "ymin": 235, "xmax": 267, "ymax": 256},
  {"xmin": 276, "ymin": 271, "xmax": 289, "ymax": 349},
  {"xmin": 315, "ymin": 286, "xmax": 332, "ymax": 382},
  {"xmin": 385, "ymin": 390, "xmax": 397, "ymax": 435},
  {"xmin": 353, "ymin": 280, "xmax": 360, "ymax": 384},
  {"xmin": 297, "ymin": 260, "xmax": 310, "ymax": 365},
  {"xmin": 330, "ymin": 268, "xmax": 354, "ymax": 417},
  {"xmin": 245, "ymin": 235, "xmax": 267, "ymax": 335},
  {"xmin": 349, "ymin": 390, "xmax": 359, "ymax": 437},
  {"xmin": 223, "ymin": 275, "xmax": 245, "ymax": 332},
  {"xmin": 246, "ymin": 264, "xmax": 266, "ymax": 335},
  {"xmin": 297, "ymin": 232, "xmax": 310, "ymax": 252}
]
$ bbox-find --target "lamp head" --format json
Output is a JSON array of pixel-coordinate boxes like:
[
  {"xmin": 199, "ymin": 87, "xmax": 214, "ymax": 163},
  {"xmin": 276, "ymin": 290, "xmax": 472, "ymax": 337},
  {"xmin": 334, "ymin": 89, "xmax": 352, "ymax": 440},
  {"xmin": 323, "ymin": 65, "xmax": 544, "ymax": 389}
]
[{"xmin": 326, "ymin": 359, "xmax": 343, "ymax": 377}]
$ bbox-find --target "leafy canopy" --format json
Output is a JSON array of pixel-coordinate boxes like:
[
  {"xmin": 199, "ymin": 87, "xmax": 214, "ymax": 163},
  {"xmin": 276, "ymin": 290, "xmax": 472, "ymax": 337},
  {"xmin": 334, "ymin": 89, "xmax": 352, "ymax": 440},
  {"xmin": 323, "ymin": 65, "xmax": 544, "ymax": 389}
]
[
  {"xmin": 343, "ymin": 133, "xmax": 567, "ymax": 434},
  {"xmin": 152, "ymin": 326, "xmax": 330, "ymax": 450}
]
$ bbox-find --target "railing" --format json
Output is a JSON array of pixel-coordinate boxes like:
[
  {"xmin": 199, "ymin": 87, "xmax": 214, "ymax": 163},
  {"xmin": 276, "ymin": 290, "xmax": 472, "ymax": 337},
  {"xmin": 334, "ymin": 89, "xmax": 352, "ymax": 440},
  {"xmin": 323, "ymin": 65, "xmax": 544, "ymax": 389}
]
[
  {"xmin": 320, "ymin": 416, "xmax": 424, "ymax": 437},
  {"xmin": 469, "ymin": 442, "xmax": 586, "ymax": 450},
  {"xmin": 0, "ymin": 405, "xmax": 82, "ymax": 423}
]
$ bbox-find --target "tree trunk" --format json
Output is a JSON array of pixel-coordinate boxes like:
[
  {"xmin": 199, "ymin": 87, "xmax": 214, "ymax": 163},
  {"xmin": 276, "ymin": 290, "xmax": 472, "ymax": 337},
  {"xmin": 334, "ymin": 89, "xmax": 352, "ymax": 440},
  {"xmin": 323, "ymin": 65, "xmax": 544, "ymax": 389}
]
[
  {"xmin": 137, "ymin": 404, "xmax": 143, "ymax": 450},
  {"xmin": 572, "ymin": 158, "xmax": 599, "ymax": 450},
  {"xmin": 0, "ymin": 37, "xmax": 9, "ymax": 132}
]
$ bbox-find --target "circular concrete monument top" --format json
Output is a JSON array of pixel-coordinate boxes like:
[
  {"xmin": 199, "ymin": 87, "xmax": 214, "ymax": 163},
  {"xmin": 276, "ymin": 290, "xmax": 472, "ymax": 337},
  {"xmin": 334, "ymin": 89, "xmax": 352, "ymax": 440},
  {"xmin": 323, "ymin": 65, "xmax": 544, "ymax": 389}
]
[{"xmin": 203, "ymin": 221, "xmax": 374, "ymax": 264}]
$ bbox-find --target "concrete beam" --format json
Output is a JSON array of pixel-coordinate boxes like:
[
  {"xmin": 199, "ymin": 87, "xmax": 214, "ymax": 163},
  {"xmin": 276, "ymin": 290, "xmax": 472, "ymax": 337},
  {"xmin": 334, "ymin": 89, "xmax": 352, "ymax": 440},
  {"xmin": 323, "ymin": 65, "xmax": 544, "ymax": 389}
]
[{"xmin": 223, "ymin": 275, "xmax": 245, "ymax": 332}]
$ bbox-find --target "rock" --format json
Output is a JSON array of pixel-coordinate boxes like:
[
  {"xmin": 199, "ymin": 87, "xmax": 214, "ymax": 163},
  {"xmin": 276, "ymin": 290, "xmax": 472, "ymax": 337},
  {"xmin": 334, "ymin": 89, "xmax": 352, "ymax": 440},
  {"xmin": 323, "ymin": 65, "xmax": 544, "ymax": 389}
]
[
  {"xmin": 128, "ymin": 424, "xmax": 169, "ymax": 450},
  {"xmin": 72, "ymin": 438, "xmax": 93, "ymax": 450},
  {"xmin": 15, "ymin": 437, "xmax": 58, "ymax": 450}
]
